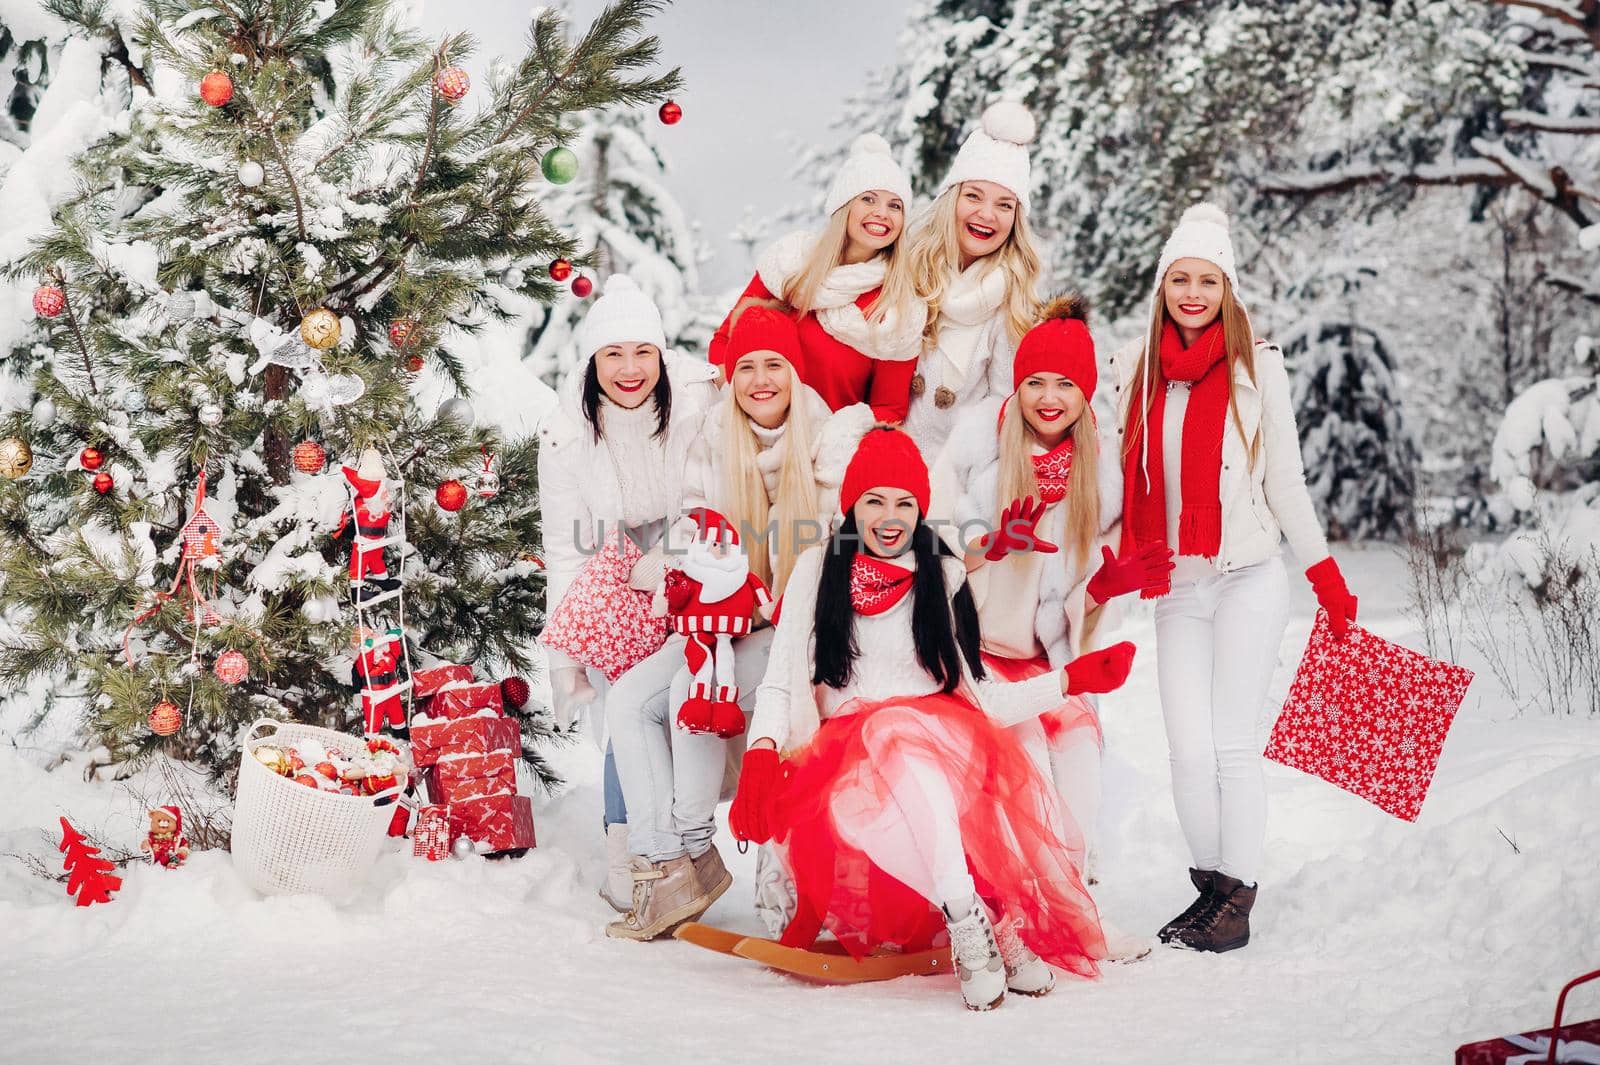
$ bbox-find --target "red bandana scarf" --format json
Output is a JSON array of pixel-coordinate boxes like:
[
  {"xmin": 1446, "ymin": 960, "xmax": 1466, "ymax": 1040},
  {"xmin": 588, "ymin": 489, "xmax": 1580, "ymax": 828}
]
[
  {"xmin": 1031, "ymin": 436, "xmax": 1075, "ymax": 506},
  {"xmin": 1121, "ymin": 319, "xmax": 1230, "ymax": 564},
  {"xmin": 850, "ymin": 553, "xmax": 914, "ymax": 616}
]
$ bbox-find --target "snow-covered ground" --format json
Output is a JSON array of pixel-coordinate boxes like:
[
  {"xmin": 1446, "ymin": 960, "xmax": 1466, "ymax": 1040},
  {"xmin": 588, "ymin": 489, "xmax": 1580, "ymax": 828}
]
[{"xmin": 2, "ymin": 546, "xmax": 1597, "ymax": 1064}]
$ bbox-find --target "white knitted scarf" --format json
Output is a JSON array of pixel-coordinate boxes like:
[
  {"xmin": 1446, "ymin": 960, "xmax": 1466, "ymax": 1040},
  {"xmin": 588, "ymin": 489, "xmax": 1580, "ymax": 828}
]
[{"xmin": 758, "ymin": 230, "xmax": 925, "ymax": 362}]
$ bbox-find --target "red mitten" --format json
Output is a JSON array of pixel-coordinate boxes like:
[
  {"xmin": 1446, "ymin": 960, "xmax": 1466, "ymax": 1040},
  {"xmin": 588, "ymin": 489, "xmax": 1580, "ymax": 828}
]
[
  {"xmin": 1063, "ymin": 641, "xmax": 1137, "ymax": 696},
  {"xmin": 979, "ymin": 496, "xmax": 1059, "ymax": 562},
  {"xmin": 729, "ymin": 747, "xmax": 783, "ymax": 844},
  {"xmin": 1086, "ymin": 542, "xmax": 1176, "ymax": 603},
  {"xmin": 1305, "ymin": 557, "xmax": 1358, "ymax": 640}
]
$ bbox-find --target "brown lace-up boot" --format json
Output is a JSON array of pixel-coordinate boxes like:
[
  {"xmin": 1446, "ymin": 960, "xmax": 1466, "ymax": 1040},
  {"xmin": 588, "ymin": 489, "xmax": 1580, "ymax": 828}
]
[
  {"xmin": 605, "ymin": 855, "xmax": 710, "ymax": 941},
  {"xmin": 690, "ymin": 844, "xmax": 733, "ymax": 908},
  {"xmin": 1158, "ymin": 868, "xmax": 1218, "ymax": 944},
  {"xmin": 1171, "ymin": 873, "xmax": 1256, "ymax": 953}
]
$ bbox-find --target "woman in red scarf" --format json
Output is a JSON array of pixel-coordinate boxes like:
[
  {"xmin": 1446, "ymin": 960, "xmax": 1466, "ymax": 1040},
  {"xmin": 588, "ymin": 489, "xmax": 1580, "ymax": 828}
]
[
  {"xmin": 728, "ymin": 427, "xmax": 1110, "ymax": 1012},
  {"xmin": 1108, "ymin": 204, "xmax": 1359, "ymax": 954}
]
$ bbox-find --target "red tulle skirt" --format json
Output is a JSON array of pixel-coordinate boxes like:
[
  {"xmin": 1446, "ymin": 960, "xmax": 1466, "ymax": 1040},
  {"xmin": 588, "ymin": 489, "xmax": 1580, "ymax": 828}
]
[
  {"xmin": 773, "ymin": 689, "xmax": 1107, "ymax": 977},
  {"xmin": 980, "ymin": 651, "xmax": 1102, "ymax": 745}
]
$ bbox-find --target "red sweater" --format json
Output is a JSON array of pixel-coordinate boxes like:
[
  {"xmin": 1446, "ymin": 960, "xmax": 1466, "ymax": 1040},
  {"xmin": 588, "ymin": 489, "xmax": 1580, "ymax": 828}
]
[{"xmin": 708, "ymin": 273, "xmax": 916, "ymax": 423}]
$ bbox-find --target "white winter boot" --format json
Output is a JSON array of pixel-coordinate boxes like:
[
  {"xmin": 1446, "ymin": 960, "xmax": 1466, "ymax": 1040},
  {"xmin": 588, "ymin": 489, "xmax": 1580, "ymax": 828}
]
[
  {"xmin": 943, "ymin": 896, "xmax": 1006, "ymax": 1012},
  {"xmin": 993, "ymin": 912, "xmax": 1055, "ymax": 996},
  {"xmin": 600, "ymin": 823, "xmax": 633, "ymax": 913}
]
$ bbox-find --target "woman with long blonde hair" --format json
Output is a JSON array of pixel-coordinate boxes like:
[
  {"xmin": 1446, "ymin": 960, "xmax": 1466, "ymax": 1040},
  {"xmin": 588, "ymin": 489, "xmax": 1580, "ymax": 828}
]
[
  {"xmin": 709, "ymin": 134, "xmax": 924, "ymax": 421},
  {"xmin": 901, "ymin": 101, "xmax": 1045, "ymax": 459},
  {"xmin": 1109, "ymin": 203, "xmax": 1359, "ymax": 955},
  {"xmin": 602, "ymin": 306, "xmax": 872, "ymax": 942}
]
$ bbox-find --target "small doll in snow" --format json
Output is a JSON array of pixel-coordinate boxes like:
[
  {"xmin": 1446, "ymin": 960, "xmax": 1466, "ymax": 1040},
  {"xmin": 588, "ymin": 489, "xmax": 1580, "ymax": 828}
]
[
  {"xmin": 339, "ymin": 448, "xmax": 401, "ymax": 603},
  {"xmin": 141, "ymin": 805, "xmax": 190, "ymax": 869},
  {"xmin": 652, "ymin": 508, "xmax": 772, "ymax": 738}
]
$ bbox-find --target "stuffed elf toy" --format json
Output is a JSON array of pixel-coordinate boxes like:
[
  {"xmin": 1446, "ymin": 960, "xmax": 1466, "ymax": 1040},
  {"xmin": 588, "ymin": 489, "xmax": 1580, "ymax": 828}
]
[{"xmin": 653, "ymin": 508, "xmax": 772, "ymax": 738}]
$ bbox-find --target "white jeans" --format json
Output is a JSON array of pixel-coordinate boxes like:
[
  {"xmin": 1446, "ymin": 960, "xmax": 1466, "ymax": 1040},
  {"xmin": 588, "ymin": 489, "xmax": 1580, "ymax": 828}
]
[
  {"xmin": 1154, "ymin": 555, "xmax": 1289, "ymax": 885},
  {"xmin": 606, "ymin": 628, "xmax": 774, "ymax": 862}
]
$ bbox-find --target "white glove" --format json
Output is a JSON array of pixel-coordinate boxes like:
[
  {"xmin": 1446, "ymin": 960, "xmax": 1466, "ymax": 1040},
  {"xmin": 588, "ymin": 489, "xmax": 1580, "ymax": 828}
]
[{"xmin": 550, "ymin": 666, "xmax": 597, "ymax": 734}]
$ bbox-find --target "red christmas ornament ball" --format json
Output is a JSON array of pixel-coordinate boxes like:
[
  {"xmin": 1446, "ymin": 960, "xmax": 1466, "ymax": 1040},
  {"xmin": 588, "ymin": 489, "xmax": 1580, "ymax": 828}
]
[
  {"xmin": 658, "ymin": 100, "xmax": 682, "ymax": 125},
  {"xmin": 148, "ymin": 700, "xmax": 182, "ymax": 736},
  {"xmin": 435, "ymin": 66, "xmax": 470, "ymax": 102},
  {"xmin": 548, "ymin": 258, "xmax": 573, "ymax": 282},
  {"xmin": 200, "ymin": 70, "xmax": 233, "ymax": 107},
  {"xmin": 388, "ymin": 318, "xmax": 417, "ymax": 348},
  {"xmin": 214, "ymin": 650, "xmax": 249, "ymax": 685},
  {"xmin": 436, "ymin": 479, "xmax": 468, "ymax": 511},
  {"xmin": 292, "ymin": 440, "xmax": 326, "ymax": 474},
  {"xmin": 32, "ymin": 285, "xmax": 65, "ymax": 318},
  {"xmin": 79, "ymin": 446, "xmax": 104, "ymax": 471},
  {"xmin": 404, "ymin": 352, "xmax": 425, "ymax": 374},
  {"xmin": 571, "ymin": 275, "xmax": 593, "ymax": 298},
  {"xmin": 500, "ymin": 675, "xmax": 531, "ymax": 710},
  {"xmin": 93, "ymin": 472, "xmax": 114, "ymax": 494}
]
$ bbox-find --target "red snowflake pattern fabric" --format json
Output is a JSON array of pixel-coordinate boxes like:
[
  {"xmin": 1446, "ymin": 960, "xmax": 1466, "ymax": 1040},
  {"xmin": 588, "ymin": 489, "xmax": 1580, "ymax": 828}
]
[
  {"xmin": 1264, "ymin": 609, "xmax": 1473, "ymax": 822},
  {"xmin": 849, "ymin": 554, "xmax": 913, "ymax": 616},
  {"xmin": 539, "ymin": 536, "xmax": 671, "ymax": 681}
]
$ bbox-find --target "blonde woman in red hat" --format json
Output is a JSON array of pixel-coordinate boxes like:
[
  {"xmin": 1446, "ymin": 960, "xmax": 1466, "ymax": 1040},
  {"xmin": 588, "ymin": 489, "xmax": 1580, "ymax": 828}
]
[
  {"xmin": 902, "ymin": 101, "xmax": 1045, "ymax": 459},
  {"xmin": 1110, "ymin": 203, "xmax": 1359, "ymax": 954},
  {"xmin": 729, "ymin": 426, "xmax": 1111, "ymax": 1012},
  {"xmin": 602, "ymin": 306, "xmax": 873, "ymax": 942},
  {"xmin": 708, "ymin": 134, "xmax": 924, "ymax": 422},
  {"xmin": 935, "ymin": 297, "xmax": 1171, "ymax": 935}
]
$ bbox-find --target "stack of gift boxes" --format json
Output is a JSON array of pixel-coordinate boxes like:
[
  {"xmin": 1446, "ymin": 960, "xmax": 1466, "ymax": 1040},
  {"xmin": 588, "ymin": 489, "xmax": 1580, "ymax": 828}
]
[{"xmin": 408, "ymin": 664, "xmax": 537, "ymax": 859}]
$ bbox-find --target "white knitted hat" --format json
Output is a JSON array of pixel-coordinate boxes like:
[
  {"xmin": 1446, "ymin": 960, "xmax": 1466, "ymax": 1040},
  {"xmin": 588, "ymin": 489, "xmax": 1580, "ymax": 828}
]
[
  {"xmin": 574, "ymin": 274, "xmax": 667, "ymax": 358},
  {"xmin": 1155, "ymin": 202, "xmax": 1240, "ymax": 296},
  {"xmin": 824, "ymin": 133, "xmax": 914, "ymax": 217},
  {"xmin": 938, "ymin": 101, "xmax": 1037, "ymax": 213}
]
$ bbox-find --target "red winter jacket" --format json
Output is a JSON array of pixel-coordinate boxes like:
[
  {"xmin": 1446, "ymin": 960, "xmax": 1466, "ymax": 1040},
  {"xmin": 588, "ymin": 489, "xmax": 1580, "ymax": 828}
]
[{"xmin": 708, "ymin": 273, "xmax": 916, "ymax": 424}]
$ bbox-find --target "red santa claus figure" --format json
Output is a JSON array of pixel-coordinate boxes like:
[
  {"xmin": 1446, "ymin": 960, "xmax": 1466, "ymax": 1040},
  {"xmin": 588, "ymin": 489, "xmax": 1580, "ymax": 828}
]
[
  {"xmin": 141, "ymin": 805, "xmax": 190, "ymax": 869},
  {"xmin": 339, "ymin": 448, "xmax": 401, "ymax": 603},
  {"xmin": 653, "ymin": 508, "xmax": 772, "ymax": 738},
  {"xmin": 353, "ymin": 626, "xmax": 407, "ymax": 736}
]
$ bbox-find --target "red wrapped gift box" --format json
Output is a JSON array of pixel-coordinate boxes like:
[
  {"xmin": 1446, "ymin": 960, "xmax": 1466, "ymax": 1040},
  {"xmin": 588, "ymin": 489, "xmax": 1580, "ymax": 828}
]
[
  {"xmin": 448, "ymin": 794, "xmax": 535, "ymax": 852},
  {"xmin": 412, "ymin": 806, "xmax": 452, "ymax": 861},
  {"xmin": 1456, "ymin": 969, "xmax": 1600, "ymax": 1064},
  {"xmin": 413, "ymin": 663, "xmax": 474, "ymax": 700},
  {"xmin": 431, "ymin": 682, "xmax": 504, "ymax": 721},
  {"xmin": 428, "ymin": 750, "xmax": 517, "ymax": 803},
  {"xmin": 410, "ymin": 716, "xmax": 521, "ymax": 768}
]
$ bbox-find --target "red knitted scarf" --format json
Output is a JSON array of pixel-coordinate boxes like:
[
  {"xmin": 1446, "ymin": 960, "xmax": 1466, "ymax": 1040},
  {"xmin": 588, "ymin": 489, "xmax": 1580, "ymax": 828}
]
[
  {"xmin": 1121, "ymin": 319, "xmax": 1229, "ymax": 565},
  {"xmin": 1031, "ymin": 436, "xmax": 1075, "ymax": 506},
  {"xmin": 850, "ymin": 553, "xmax": 914, "ymax": 616}
]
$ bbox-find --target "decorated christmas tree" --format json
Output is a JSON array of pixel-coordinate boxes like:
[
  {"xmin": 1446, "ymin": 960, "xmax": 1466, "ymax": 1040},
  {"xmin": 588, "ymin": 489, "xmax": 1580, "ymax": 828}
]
[{"xmin": 0, "ymin": 0, "xmax": 680, "ymax": 787}]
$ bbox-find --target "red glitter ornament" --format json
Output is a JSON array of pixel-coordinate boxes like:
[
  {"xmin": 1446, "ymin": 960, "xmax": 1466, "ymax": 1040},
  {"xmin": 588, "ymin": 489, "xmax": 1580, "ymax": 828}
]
[
  {"xmin": 32, "ymin": 285, "xmax": 65, "ymax": 318},
  {"xmin": 436, "ymin": 479, "xmax": 468, "ymax": 512},
  {"xmin": 292, "ymin": 440, "xmax": 326, "ymax": 474},
  {"xmin": 500, "ymin": 675, "xmax": 531, "ymax": 710},
  {"xmin": 435, "ymin": 67, "xmax": 470, "ymax": 102},
  {"xmin": 200, "ymin": 70, "xmax": 233, "ymax": 107},
  {"xmin": 214, "ymin": 650, "xmax": 248, "ymax": 685},
  {"xmin": 148, "ymin": 700, "xmax": 182, "ymax": 736}
]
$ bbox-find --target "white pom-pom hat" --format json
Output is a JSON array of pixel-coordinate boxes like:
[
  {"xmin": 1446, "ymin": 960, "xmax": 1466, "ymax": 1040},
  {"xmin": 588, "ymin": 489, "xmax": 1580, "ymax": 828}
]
[
  {"xmin": 1155, "ymin": 202, "xmax": 1240, "ymax": 296},
  {"xmin": 574, "ymin": 273, "xmax": 667, "ymax": 358},
  {"xmin": 824, "ymin": 133, "xmax": 914, "ymax": 217},
  {"xmin": 938, "ymin": 100, "xmax": 1038, "ymax": 212}
]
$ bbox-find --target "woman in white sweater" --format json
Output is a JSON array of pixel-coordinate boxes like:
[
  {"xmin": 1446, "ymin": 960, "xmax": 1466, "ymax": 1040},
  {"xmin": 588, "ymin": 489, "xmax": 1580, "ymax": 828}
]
[
  {"xmin": 602, "ymin": 306, "xmax": 871, "ymax": 942},
  {"xmin": 901, "ymin": 102, "xmax": 1045, "ymax": 459},
  {"xmin": 536, "ymin": 275, "xmax": 718, "ymax": 908},
  {"xmin": 729, "ymin": 427, "xmax": 1129, "ymax": 1013},
  {"xmin": 1109, "ymin": 204, "xmax": 1360, "ymax": 954}
]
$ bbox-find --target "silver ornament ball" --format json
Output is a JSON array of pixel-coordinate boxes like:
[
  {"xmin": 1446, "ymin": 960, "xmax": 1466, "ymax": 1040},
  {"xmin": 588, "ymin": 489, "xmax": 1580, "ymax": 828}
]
[
  {"xmin": 237, "ymin": 161, "xmax": 265, "ymax": 188},
  {"xmin": 438, "ymin": 397, "xmax": 473, "ymax": 425},
  {"xmin": 31, "ymin": 398, "xmax": 56, "ymax": 428},
  {"xmin": 451, "ymin": 835, "xmax": 475, "ymax": 860},
  {"xmin": 198, "ymin": 403, "xmax": 224, "ymax": 427},
  {"xmin": 165, "ymin": 291, "xmax": 197, "ymax": 321},
  {"xmin": 122, "ymin": 388, "xmax": 146, "ymax": 414}
]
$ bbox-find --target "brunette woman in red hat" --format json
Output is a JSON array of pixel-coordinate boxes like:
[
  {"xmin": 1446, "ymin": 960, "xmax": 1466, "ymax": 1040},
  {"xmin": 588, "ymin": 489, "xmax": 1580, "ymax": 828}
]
[
  {"xmin": 708, "ymin": 134, "xmax": 924, "ymax": 422},
  {"xmin": 729, "ymin": 426, "xmax": 1110, "ymax": 1012},
  {"xmin": 933, "ymin": 295, "xmax": 1173, "ymax": 960},
  {"xmin": 1109, "ymin": 203, "xmax": 1359, "ymax": 953}
]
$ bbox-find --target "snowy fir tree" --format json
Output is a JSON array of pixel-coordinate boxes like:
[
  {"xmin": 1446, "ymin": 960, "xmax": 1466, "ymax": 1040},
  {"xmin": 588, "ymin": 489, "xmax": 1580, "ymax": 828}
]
[
  {"xmin": 523, "ymin": 104, "xmax": 711, "ymax": 388},
  {"xmin": 0, "ymin": 0, "xmax": 679, "ymax": 783}
]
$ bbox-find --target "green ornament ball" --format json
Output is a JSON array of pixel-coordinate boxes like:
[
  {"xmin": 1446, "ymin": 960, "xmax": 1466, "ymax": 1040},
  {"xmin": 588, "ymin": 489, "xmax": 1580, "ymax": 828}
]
[{"xmin": 541, "ymin": 146, "xmax": 579, "ymax": 185}]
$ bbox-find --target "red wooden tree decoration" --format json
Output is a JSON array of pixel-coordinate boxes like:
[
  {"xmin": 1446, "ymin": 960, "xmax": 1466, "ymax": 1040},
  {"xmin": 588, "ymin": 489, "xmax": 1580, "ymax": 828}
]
[{"xmin": 59, "ymin": 817, "xmax": 122, "ymax": 906}]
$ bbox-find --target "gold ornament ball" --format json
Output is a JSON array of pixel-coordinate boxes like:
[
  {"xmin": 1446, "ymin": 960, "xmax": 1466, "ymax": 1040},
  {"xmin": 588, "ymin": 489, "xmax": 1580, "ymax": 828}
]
[
  {"xmin": 0, "ymin": 437, "xmax": 32, "ymax": 479},
  {"xmin": 300, "ymin": 308, "xmax": 342, "ymax": 350}
]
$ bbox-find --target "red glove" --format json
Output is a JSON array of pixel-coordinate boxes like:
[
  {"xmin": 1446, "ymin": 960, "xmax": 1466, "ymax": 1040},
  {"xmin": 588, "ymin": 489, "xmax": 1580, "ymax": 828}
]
[
  {"xmin": 1062, "ymin": 641, "xmax": 1137, "ymax": 696},
  {"xmin": 729, "ymin": 747, "xmax": 784, "ymax": 845},
  {"xmin": 1086, "ymin": 542, "xmax": 1175, "ymax": 603},
  {"xmin": 979, "ymin": 496, "xmax": 1059, "ymax": 562},
  {"xmin": 1305, "ymin": 557, "xmax": 1358, "ymax": 640}
]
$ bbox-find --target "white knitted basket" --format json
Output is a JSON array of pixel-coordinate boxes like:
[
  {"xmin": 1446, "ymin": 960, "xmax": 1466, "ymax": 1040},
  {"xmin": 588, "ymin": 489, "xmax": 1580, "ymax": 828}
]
[{"xmin": 231, "ymin": 719, "xmax": 402, "ymax": 899}]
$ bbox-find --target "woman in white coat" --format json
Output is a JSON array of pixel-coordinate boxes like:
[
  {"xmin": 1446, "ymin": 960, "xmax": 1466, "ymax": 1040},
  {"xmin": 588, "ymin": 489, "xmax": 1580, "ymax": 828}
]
[
  {"xmin": 536, "ymin": 274, "xmax": 718, "ymax": 909},
  {"xmin": 902, "ymin": 101, "xmax": 1045, "ymax": 459},
  {"xmin": 1109, "ymin": 204, "xmax": 1360, "ymax": 954},
  {"xmin": 601, "ymin": 306, "xmax": 872, "ymax": 942}
]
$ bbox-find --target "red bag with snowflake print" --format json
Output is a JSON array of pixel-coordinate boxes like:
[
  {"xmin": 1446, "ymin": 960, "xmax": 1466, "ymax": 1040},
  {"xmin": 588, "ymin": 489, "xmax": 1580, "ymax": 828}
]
[
  {"xmin": 539, "ymin": 536, "xmax": 670, "ymax": 682},
  {"xmin": 1264, "ymin": 609, "xmax": 1473, "ymax": 822}
]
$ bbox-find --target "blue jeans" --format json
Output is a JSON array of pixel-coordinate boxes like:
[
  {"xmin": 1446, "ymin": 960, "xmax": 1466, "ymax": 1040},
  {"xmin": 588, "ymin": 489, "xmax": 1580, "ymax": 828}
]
[{"xmin": 603, "ymin": 744, "xmax": 627, "ymax": 828}]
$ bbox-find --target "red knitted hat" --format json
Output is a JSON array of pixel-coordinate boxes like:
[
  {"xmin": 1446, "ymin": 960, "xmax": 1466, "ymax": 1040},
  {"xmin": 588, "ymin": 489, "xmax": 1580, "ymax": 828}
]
[
  {"xmin": 840, "ymin": 426, "xmax": 930, "ymax": 516},
  {"xmin": 1012, "ymin": 293, "xmax": 1095, "ymax": 401},
  {"xmin": 727, "ymin": 305, "xmax": 805, "ymax": 379}
]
